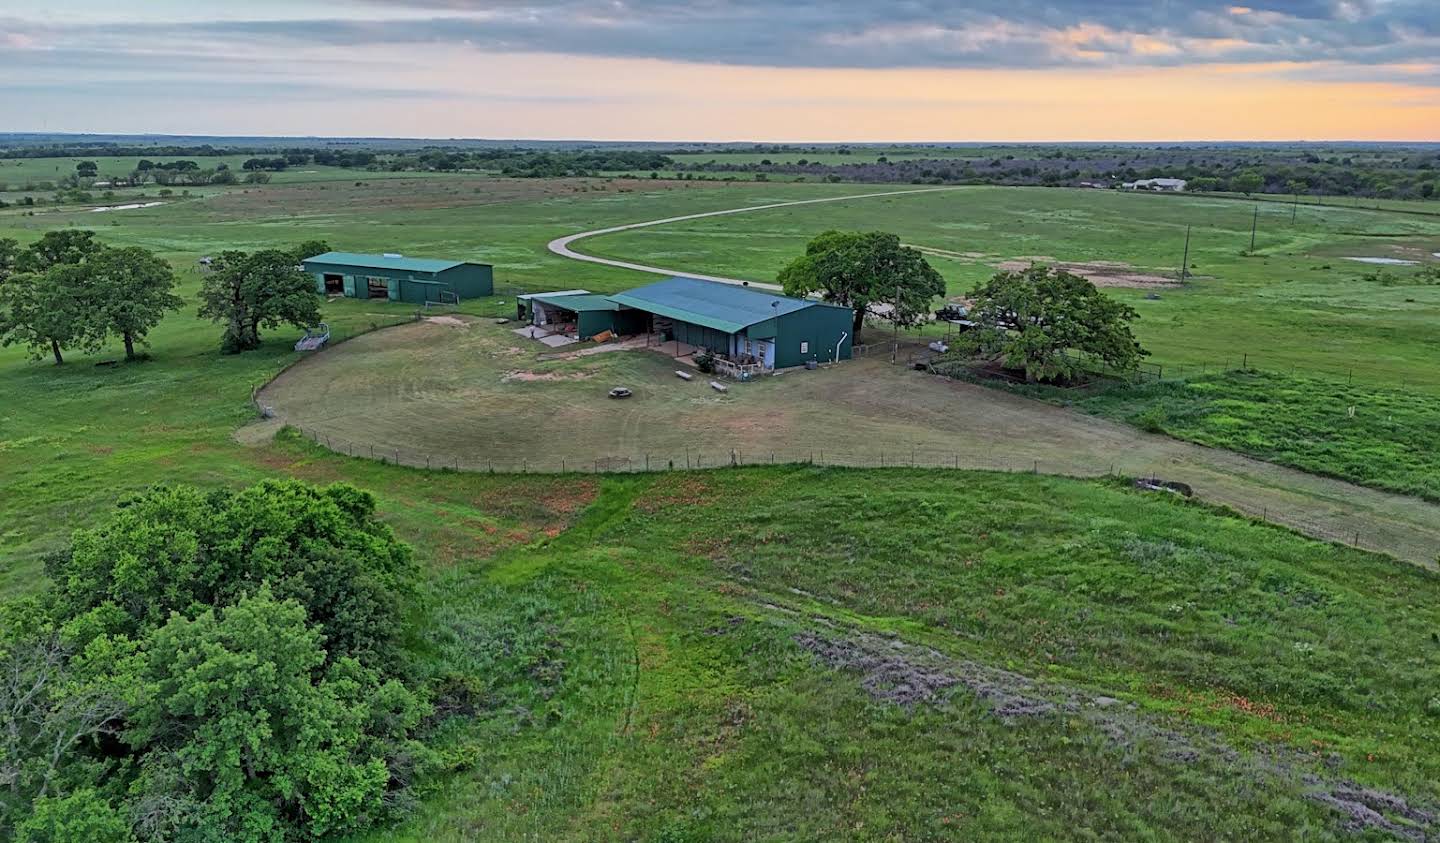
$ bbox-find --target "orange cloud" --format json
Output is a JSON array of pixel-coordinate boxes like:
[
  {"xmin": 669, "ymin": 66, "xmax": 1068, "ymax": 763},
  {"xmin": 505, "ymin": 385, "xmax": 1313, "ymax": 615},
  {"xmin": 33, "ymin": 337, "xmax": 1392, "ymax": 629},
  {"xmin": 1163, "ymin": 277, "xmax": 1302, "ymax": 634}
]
[{"xmin": 369, "ymin": 51, "xmax": 1440, "ymax": 142}]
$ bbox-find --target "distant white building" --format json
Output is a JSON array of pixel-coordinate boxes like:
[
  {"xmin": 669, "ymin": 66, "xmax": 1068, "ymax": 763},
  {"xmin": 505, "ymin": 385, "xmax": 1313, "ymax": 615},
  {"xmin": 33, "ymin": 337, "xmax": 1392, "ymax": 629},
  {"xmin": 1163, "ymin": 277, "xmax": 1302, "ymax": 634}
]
[{"xmin": 1122, "ymin": 178, "xmax": 1187, "ymax": 192}]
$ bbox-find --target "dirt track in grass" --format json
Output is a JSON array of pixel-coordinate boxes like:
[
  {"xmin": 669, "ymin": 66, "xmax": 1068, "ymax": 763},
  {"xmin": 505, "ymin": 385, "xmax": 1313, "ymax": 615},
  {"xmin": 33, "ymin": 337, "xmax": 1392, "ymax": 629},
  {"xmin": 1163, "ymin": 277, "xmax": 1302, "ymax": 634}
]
[{"xmin": 259, "ymin": 318, "xmax": 1440, "ymax": 566}]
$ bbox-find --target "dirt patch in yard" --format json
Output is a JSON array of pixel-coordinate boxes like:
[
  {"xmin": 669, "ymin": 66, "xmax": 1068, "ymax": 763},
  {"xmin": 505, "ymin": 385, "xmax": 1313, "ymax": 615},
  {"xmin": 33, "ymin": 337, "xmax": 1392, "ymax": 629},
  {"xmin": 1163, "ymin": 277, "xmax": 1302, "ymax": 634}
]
[
  {"xmin": 1307, "ymin": 781, "xmax": 1434, "ymax": 841},
  {"xmin": 232, "ymin": 417, "xmax": 284, "ymax": 446},
  {"xmin": 471, "ymin": 476, "xmax": 600, "ymax": 526},
  {"xmin": 424, "ymin": 315, "xmax": 471, "ymax": 328},
  {"xmin": 905, "ymin": 244, "xmax": 994, "ymax": 261},
  {"xmin": 996, "ymin": 258, "xmax": 1182, "ymax": 288},
  {"xmin": 502, "ymin": 370, "xmax": 596, "ymax": 383}
]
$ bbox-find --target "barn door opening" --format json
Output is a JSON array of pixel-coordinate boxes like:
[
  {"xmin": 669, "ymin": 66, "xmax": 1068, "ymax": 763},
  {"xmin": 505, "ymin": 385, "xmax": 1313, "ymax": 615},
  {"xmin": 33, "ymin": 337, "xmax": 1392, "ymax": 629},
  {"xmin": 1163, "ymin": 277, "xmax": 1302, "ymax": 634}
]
[{"xmin": 323, "ymin": 273, "xmax": 344, "ymax": 294}]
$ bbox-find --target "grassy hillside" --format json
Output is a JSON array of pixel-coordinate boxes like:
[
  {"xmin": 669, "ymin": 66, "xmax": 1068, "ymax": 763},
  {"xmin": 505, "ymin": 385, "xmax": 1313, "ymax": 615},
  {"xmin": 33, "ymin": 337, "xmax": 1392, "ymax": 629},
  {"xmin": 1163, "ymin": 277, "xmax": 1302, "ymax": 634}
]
[{"xmin": 344, "ymin": 464, "xmax": 1440, "ymax": 841}]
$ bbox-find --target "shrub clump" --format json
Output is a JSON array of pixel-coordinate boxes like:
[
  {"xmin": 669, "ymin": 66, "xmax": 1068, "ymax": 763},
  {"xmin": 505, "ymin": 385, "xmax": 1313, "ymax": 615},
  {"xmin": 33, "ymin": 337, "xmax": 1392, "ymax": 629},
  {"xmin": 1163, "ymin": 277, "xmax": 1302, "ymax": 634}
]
[{"xmin": 2, "ymin": 480, "xmax": 432, "ymax": 842}]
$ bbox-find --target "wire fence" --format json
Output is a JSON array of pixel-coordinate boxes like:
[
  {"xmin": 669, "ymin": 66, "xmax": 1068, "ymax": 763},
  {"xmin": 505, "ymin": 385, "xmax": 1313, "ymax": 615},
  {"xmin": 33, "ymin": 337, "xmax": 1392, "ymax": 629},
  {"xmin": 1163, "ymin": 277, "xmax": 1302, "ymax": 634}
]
[
  {"xmin": 1130, "ymin": 353, "xmax": 1416, "ymax": 390},
  {"xmin": 286, "ymin": 425, "xmax": 1436, "ymax": 563},
  {"xmin": 934, "ymin": 346, "xmax": 1431, "ymax": 394}
]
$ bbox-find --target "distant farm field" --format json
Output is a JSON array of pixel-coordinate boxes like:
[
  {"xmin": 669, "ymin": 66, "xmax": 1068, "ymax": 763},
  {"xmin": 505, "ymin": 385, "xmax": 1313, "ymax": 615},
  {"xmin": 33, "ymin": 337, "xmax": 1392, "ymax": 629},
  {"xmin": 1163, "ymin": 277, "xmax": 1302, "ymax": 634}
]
[{"xmin": 668, "ymin": 147, "xmax": 995, "ymax": 166}]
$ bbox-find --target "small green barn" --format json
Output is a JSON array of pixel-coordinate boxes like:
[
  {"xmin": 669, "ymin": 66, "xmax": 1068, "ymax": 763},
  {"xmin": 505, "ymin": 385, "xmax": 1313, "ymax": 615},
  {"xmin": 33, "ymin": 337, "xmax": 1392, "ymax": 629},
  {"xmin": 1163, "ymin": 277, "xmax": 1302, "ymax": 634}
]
[
  {"xmin": 608, "ymin": 276, "xmax": 853, "ymax": 370},
  {"xmin": 302, "ymin": 252, "xmax": 493, "ymax": 304}
]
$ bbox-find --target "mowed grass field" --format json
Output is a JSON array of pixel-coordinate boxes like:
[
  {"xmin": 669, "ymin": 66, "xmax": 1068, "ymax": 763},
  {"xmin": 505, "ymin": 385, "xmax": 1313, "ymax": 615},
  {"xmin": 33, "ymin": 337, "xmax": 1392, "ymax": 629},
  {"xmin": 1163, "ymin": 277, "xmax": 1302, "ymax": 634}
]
[{"xmin": 6, "ymin": 173, "xmax": 1440, "ymax": 837}]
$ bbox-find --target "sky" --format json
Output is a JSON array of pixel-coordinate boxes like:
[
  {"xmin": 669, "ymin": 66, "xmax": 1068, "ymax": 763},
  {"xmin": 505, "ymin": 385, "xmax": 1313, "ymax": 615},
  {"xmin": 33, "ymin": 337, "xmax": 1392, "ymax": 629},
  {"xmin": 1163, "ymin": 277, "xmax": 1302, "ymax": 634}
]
[{"xmin": 2, "ymin": 1, "xmax": 1438, "ymax": 142}]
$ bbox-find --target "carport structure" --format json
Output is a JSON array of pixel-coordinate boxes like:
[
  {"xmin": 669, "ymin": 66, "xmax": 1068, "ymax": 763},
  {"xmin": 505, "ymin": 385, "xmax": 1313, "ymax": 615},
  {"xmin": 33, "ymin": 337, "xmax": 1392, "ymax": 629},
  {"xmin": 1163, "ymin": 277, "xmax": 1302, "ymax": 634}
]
[{"xmin": 526, "ymin": 293, "xmax": 646, "ymax": 340}]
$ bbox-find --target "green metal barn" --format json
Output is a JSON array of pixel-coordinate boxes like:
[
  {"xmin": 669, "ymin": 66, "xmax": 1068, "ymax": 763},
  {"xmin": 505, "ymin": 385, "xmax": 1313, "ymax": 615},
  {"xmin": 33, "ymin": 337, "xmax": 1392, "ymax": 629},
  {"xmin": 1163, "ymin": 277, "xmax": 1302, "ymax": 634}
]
[
  {"xmin": 608, "ymin": 276, "xmax": 853, "ymax": 370},
  {"xmin": 302, "ymin": 252, "xmax": 493, "ymax": 304}
]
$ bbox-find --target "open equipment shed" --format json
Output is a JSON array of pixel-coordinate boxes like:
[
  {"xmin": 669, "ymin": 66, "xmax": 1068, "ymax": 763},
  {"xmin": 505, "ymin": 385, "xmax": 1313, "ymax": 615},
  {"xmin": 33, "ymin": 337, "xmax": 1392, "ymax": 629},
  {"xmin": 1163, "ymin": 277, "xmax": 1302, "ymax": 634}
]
[
  {"xmin": 608, "ymin": 276, "xmax": 853, "ymax": 370},
  {"xmin": 526, "ymin": 293, "xmax": 647, "ymax": 340},
  {"xmin": 302, "ymin": 252, "xmax": 493, "ymax": 304}
]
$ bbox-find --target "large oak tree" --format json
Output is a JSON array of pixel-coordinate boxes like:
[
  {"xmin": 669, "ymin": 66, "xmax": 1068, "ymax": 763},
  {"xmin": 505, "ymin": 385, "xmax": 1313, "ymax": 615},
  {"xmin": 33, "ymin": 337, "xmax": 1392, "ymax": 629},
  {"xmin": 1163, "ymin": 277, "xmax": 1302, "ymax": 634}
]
[
  {"xmin": 88, "ymin": 247, "xmax": 183, "ymax": 360},
  {"xmin": 0, "ymin": 234, "xmax": 182, "ymax": 364},
  {"xmin": 5, "ymin": 480, "xmax": 427, "ymax": 841},
  {"xmin": 0, "ymin": 262, "xmax": 104, "ymax": 365},
  {"xmin": 777, "ymin": 230, "xmax": 944, "ymax": 340},
  {"xmin": 198, "ymin": 249, "xmax": 320, "ymax": 353},
  {"xmin": 964, "ymin": 263, "xmax": 1148, "ymax": 383}
]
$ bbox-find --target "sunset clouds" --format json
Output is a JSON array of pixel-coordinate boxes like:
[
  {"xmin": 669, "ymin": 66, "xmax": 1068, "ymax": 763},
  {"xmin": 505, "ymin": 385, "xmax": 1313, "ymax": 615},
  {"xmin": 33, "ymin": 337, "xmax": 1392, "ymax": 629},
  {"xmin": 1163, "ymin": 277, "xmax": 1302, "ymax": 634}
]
[{"xmin": 2, "ymin": 1, "xmax": 1437, "ymax": 139}]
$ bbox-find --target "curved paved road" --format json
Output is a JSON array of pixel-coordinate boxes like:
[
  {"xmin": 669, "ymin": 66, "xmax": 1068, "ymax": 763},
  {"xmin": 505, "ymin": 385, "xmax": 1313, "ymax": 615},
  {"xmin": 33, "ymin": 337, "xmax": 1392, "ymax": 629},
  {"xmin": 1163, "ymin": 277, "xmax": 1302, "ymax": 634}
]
[{"xmin": 546, "ymin": 186, "xmax": 965, "ymax": 289}]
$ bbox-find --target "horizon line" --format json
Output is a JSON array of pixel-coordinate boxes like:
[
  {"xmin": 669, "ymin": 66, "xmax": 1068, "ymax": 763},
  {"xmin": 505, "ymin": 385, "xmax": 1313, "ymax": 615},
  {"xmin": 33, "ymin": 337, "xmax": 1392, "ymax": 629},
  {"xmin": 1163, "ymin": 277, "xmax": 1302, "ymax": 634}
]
[{"xmin": 4, "ymin": 131, "xmax": 1439, "ymax": 147}]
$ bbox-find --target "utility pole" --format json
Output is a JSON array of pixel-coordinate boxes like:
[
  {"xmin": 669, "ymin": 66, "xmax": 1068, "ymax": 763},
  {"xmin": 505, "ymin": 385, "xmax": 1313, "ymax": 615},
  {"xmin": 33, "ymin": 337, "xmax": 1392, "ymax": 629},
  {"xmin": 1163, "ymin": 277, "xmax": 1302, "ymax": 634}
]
[
  {"xmin": 1249, "ymin": 205, "xmax": 1258, "ymax": 253},
  {"xmin": 890, "ymin": 271, "xmax": 900, "ymax": 364},
  {"xmin": 1180, "ymin": 225, "xmax": 1192, "ymax": 282},
  {"xmin": 1292, "ymin": 194, "xmax": 1298, "ymax": 224}
]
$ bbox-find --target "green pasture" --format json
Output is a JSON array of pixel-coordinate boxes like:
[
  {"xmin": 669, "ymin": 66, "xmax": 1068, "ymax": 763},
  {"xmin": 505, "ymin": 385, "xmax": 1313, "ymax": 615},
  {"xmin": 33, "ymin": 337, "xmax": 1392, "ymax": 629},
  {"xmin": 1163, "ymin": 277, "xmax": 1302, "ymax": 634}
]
[
  {"xmin": 5, "ymin": 178, "xmax": 1440, "ymax": 584},
  {"xmin": 0, "ymin": 178, "xmax": 858, "ymax": 584}
]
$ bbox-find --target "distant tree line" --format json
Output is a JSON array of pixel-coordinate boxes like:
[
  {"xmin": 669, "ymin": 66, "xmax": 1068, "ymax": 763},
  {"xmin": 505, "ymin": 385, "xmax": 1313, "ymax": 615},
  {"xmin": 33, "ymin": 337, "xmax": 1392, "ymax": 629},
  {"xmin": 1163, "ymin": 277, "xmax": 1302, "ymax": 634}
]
[
  {"xmin": 10, "ymin": 142, "xmax": 1438, "ymax": 199},
  {"xmin": 0, "ymin": 143, "xmax": 233, "ymax": 159},
  {"xmin": 375, "ymin": 148, "xmax": 674, "ymax": 176},
  {"xmin": 678, "ymin": 148, "xmax": 1440, "ymax": 200}
]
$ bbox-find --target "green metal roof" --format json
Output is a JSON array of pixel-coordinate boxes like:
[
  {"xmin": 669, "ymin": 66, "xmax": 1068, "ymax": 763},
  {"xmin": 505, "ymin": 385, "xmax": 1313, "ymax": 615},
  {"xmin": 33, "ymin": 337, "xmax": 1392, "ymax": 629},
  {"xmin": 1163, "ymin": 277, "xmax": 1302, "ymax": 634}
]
[
  {"xmin": 531, "ymin": 293, "xmax": 619, "ymax": 312},
  {"xmin": 302, "ymin": 251, "xmax": 470, "ymax": 275},
  {"xmin": 607, "ymin": 276, "xmax": 815, "ymax": 334}
]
